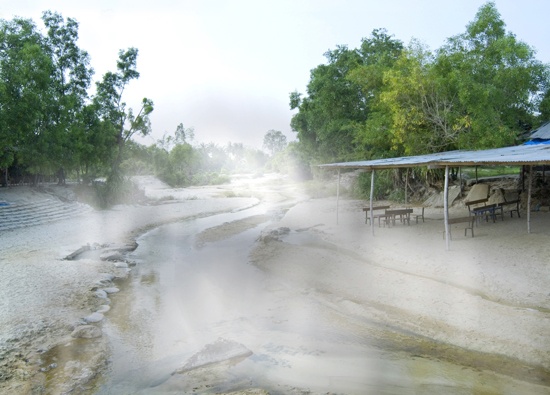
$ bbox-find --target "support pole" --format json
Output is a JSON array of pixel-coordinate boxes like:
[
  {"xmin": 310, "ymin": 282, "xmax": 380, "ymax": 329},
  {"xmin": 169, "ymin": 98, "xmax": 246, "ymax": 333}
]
[
  {"xmin": 459, "ymin": 167, "xmax": 462, "ymax": 196},
  {"xmin": 528, "ymin": 165, "xmax": 533, "ymax": 234},
  {"xmin": 405, "ymin": 168, "xmax": 409, "ymax": 205},
  {"xmin": 444, "ymin": 165, "xmax": 450, "ymax": 251},
  {"xmin": 370, "ymin": 170, "xmax": 375, "ymax": 236},
  {"xmin": 336, "ymin": 169, "xmax": 341, "ymax": 225}
]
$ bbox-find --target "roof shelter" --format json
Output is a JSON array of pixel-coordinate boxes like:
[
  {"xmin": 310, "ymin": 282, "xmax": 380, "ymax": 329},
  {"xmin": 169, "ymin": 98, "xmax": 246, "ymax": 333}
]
[
  {"xmin": 319, "ymin": 144, "xmax": 550, "ymax": 250},
  {"xmin": 526, "ymin": 121, "xmax": 550, "ymax": 144}
]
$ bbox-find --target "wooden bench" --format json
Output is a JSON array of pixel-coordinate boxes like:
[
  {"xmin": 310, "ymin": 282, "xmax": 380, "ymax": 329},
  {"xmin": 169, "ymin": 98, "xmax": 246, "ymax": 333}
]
[
  {"xmin": 362, "ymin": 205, "xmax": 391, "ymax": 224},
  {"xmin": 498, "ymin": 199, "xmax": 520, "ymax": 218},
  {"xmin": 443, "ymin": 216, "xmax": 475, "ymax": 238},
  {"xmin": 411, "ymin": 206, "xmax": 425, "ymax": 223}
]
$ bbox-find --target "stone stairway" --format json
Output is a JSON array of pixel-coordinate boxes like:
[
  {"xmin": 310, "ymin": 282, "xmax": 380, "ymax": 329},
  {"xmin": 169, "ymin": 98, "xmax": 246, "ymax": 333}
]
[{"xmin": 0, "ymin": 194, "xmax": 93, "ymax": 232}]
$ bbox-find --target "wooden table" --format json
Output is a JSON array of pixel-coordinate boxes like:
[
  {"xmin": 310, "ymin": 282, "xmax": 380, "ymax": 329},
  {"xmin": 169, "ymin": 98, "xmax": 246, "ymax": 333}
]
[
  {"xmin": 383, "ymin": 208, "xmax": 413, "ymax": 227},
  {"xmin": 471, "ymin": 204, "xmax": 503, "ymax": 224},
  {"xmin": 362, "ymin": 205, "xmax": 390, "ymax": 224}
]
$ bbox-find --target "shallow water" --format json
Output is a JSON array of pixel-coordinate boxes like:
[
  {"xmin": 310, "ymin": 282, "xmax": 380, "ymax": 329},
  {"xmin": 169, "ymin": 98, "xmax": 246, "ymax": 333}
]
[{"xmin": 95, "ymin": 205, "xmax": 550, "ymax": 394}]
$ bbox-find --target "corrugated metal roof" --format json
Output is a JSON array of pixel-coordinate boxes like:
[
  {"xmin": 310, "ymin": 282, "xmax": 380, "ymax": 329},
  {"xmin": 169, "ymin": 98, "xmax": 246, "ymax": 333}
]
[
  {"xmin": 319, "ymin": 144, "xmax": 550, "ymax": 170},
  {"xmin": 529, "ymin": 121, "xmax": 550, "ymax": 140}
]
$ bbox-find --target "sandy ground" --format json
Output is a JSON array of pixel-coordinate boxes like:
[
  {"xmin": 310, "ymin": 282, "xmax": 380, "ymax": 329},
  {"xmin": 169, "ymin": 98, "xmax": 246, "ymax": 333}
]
[
  {"xmin": 1, "ymin": 174, "xmax": 550, "ymax": 393},
  {"xmin": 252, "ymin": 199, "xmax": 550, "ymax": 375}
]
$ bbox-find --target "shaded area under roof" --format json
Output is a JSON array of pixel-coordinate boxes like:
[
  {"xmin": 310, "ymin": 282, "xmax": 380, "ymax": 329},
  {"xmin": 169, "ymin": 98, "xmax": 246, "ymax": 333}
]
[{"xmin": 319, "ymin": 144, "xmax": 550, "ymax": 170}]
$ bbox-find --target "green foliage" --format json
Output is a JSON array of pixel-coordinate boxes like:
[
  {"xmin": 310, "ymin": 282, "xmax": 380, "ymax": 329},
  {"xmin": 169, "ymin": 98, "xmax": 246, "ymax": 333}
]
[
  {"xmin": 93, "ymin": 177, "xmax": 145, "ymax": 209},
  {"xmin": 0, "ymin": 12, "xmax": 153, "ymax": 197},
  {"xmin": 94, "ymin": 47, "xmax": 154, "ymax": 182},
  {"xmin": 124, "ymin": 127, "xmax": 268, "ymax": 188},
  {"xmin": 461, "ymin": 165, "xmax": 521, "ymax": 178},
  {"xmin": 289, "ymin": 3, "xmax": 550, "ymax": 201},
  {"xmin": 266, "ymin": 142, "xmax": 312, "ymax": 180},
  {"xmin": 434, "ymin": 2, "xmax": 546, "ymax": 148},
  {"xmin": 290, "ymin": 29, "xmax": 404, "ymax": 164},
  {"xmin": 290, "ymin": 44, "xmax": 371, "ymax": 162},
  {"xmin": 351, "ymin": 170, "xmax": 399, "ymax": 201},
  {"xmin": 0, "ymin": 17, "xmax": 53, "ymax": 171},
  {"xmin": 262, "ymin": 130, "xmax": 287, "ymax": 156}
]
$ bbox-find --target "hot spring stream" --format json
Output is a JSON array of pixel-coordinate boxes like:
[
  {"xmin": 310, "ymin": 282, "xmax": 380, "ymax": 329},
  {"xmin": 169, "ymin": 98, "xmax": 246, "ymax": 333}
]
[{"xmin": 94, "ymin": 204, "xmax": 547, "ymax": 394}]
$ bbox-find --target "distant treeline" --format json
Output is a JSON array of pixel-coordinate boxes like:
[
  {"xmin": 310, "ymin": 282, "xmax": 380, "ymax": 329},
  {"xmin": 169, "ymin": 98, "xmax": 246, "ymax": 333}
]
[{"xmin": 0, "ymin": 11, "xmax": 300, "ymax": 200}]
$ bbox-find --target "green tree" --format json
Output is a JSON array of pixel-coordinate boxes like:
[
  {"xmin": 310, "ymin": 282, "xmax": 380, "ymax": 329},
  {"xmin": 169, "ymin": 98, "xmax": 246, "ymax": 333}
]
[
  {"xmin": 347, "ymin": 29, "xmax": 404, "ymax": 157},
  {"xmin": 436, "ymin": 1, "xmax": 548, "ymax": 148},
  {"xmin": 39, "ymin": 11, "xmax": 94, "ymax": 183},
  {"xmin": 377, "ymin": 42, "xmax": 463, "ymax": 155},
  {"xmin": 290, "ymin": 29, "xmax": 404, "ymax": 163},
  {"xmin": 74, "ymin": 102, "xmax": 113, "ymax": 182},
  {"xmin": 94, "ymin": 47, "xmax": 154, "ymax": 184},
  {"xmin": 262, "ymin": 129, "xmax": 287, "ymax": 156},
  {"xmin": 290, "ymin": 45, "xmax": 366, "ymax": 161},
  {"xmin": 0, "ymin": 17, "xmax": 52, "ymax": 181},
  {"xmin": 157, "ymin": 123, "xmax": 195, "ymax": 151}
]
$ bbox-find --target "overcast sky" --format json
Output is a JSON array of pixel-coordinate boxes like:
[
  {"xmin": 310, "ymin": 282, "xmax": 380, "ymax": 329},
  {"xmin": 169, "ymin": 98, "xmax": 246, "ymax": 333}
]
[{"xmin": 2, "ymin": 0, "xmax": 549, "ymax": 149}]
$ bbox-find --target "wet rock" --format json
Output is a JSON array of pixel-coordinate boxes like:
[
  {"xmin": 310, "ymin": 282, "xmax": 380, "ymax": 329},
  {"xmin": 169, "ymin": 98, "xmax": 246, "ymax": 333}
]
[
  {"xmin": 107, "ymin": 241, "xmax": 138, "ymax": 252},
  {"xmin": 99, "ymin": 242, "xmax": 138, "ymax": 262},
  {"xmin": 94, "ymin": 280, "xmax": 111, "ymax": 288},
  {"xmin": 64, "ymin": 245, "xmax": 91, "ymax": 260},
  {"xmin": 96, "ymin": 305, "xmax": 110, "ymax": 314},
  {"xmin": 113, "ymin": 261, "xmax": 128, "ymax": 269},
  {"xmin": 102, "ymin": 287, "xmax": 119, "ymax": 294},
  {"xmin": 71, "ymin": 325, "xmax": 102, "ymax": 339},
  {"xmin": 173, "ymin": 338, "xmax": 252, "ymax": 374},
  {"xmin": 98, "ymin": 273, "xmax": 115, "ymax": 282},
  {"xmin": 94, "ymin": 290, "xmax": 108, "ymax": 299},
  {"xmin": 100, "ymin": 251, "xmax": 124, "ymax": 261},
  {"xmin": 83, "ymin": 312, "xmax": 104, "ymax": 324}
]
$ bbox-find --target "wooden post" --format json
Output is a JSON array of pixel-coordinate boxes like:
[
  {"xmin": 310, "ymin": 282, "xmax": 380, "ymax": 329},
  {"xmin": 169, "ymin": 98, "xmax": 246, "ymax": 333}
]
[
  {"xmin": 527, "ymin": 166, "xmax": 533, "ymax": 233},
  {"xmin": 405, "ymin": 168, "xmax": 409, "ymax": 205},
  {"xmin": 336, "ymin": 169, "xmax": 341, "ymax": 225},
  {"xmin": 370, "ymin": 170, "xmax": 375, "ymax": 236},
  {"xmin": 459, "ymin": 167, "xmax": 462, "ymax": 196},
  {"xmin": 444, "ymin": 165, "xmax": 450, "ymax": 251}
]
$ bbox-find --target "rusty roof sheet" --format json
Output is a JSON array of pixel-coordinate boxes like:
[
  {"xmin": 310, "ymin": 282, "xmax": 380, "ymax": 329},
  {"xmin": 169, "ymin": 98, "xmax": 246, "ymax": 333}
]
[{"xmin": 319, "ymin": 144, "xmax": 550, "ymax": 170}]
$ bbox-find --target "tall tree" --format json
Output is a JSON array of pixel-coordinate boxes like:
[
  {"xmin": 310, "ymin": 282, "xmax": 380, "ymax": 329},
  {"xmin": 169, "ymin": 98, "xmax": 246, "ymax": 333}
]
[
  {"xmin": 40, "ymin": 11, "xmax": 94, "ymax": 183},
  {"xmin": 347, "ymin": 29, "xmax": 404, "ymax": 157},
  {"xmin": 0, "ymin": 17, "xmax": 52, "ymax": 180},
  {"xmin": 263, "ymin": 129, "xmax": 287, "ymax": 156},
  {"xmin": 290, "ymin": 29, "xmax": 404, "ymax": 163},
  {"xmin": 94, "ymin": 47, "xmax": 154, "ymax": 183},
  {"xmin": 290, "ymin": 45, "xmax": 366, "ymax": 161},
  {"xmin": 436, "ymin": 1, "xmax": 548, "ymax": 148},
  {"xmin": 377, "ymin": 42, "xmax": 463, "ymax": 155}
]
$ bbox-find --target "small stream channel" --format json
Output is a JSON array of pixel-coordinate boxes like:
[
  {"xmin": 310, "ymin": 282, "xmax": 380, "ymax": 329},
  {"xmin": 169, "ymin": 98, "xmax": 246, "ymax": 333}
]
[{"xmin": 94, "ymin": 204, "xmax": 550, "ymax": 394}]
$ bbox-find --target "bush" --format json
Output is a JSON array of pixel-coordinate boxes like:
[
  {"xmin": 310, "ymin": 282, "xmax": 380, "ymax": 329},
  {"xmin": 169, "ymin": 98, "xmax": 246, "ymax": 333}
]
[
  {"xmin": 351, "ymin": 170, "xmax": 404, "ymax": 202},
  {"xmin": 91, "ymin": 176, "xmax": 146, "ymax": 208}
]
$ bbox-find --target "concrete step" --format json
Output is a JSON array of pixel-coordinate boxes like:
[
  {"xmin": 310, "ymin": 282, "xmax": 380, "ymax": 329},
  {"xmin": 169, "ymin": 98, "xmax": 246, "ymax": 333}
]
[{"xmin": 0, "ymin": 196, "xmax": 92, "ymax": 232}]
